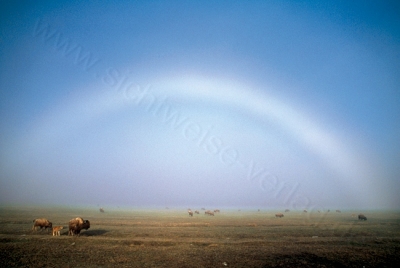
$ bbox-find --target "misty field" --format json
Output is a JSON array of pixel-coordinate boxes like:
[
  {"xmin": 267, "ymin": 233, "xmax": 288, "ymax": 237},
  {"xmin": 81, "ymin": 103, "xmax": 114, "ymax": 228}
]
[{"xmin": 1, "ymin": 207, "xmax": 399, "ymax": 267}]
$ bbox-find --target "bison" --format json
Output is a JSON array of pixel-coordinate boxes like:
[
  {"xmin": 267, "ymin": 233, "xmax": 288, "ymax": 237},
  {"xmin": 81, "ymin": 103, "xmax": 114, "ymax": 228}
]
[
  {"xmin": 188, "ymin": 211, "xmax": 193, "ymax": 217},
  {"xmin": 336, "ymin": 210, "xmax": 341, "ymax": 213},
  {"xmin": 205, "ymin": 210, "xmax": 214, "ymax": 216},
  {"xmin": 68, "ymin": 217, "xmax": 90, "ymax": 236},
  {"xmin": 194, "ymin": 210, "xmax": 200, "ymax": 214},
  {"xmin": 285, "ymin": 209, "xmax": 290, "ymax": 212},
  {"xmin": 214, "ymin": 209, "xmax": 220, "ymax": 213},
  {"xmin": 99, "ymin": 207, "xmax": 105, "ymax": 213},
  {"xmin": 358, "ymin": 214, "xmax": 367, "ymax": 220},
  {"xmin": 275, "ymin": 213, "xmax": 284, "ymax": 218},
  {"xmin": 52, "ymin": 226, "xmax": 64, "ymax": 236},
  {"xmin": 32, "ymin": 218, "xmax": 52, "ymax": 231}
]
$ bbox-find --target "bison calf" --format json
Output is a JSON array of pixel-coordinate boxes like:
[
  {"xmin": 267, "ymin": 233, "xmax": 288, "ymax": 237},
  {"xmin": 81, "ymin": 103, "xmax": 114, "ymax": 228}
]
[{"xmin": 52, "ymin": 226, "xmax": 64, "ymax": 236}]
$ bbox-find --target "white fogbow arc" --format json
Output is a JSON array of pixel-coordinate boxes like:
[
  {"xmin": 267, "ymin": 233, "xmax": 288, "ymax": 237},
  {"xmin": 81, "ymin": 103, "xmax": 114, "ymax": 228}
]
[{"xmin": 27, "ymin": 74, "xmax": 379, "ymax": 206}]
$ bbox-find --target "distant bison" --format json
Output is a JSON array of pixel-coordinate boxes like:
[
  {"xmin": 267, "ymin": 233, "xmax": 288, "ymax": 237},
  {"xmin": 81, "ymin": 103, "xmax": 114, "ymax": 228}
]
[
  {"xmin": 194, "ymin": 210, "xmax": 200, "ymax": 214},
  {"xmin": 358, "ymin": 214, "xmax": 367, "ymax": 221},
  {"xmin": 275, "ymin": 213, "xmax": 284, "ymax": 218},
  {"xmin": 68, "ymin": 217, "xmax": 90, "ymax": 236},
  {"xmin": 336, "ymin": 210, "xmax": 341, "ymax": 213},
  {"xmin": 214, "ymin": 209, "xmax": 220, "ymax": 213},
  {"xmin": 188, "ymin": 211, "xmax": 193, "ymax": 217},
  {"xmin": 32, "ymin": 218, "xmax": 52, "ymax": 231},
  {"xmin": 285, "ymin": 209, "xmax": 290, "ymax": 212},
  {"xmin": 205, "ymin": 210, "xmax": 214, "ymax": 216},
  {"xmin": 99, "ymin": 207, "xmax": 105, "ymax": 213}
]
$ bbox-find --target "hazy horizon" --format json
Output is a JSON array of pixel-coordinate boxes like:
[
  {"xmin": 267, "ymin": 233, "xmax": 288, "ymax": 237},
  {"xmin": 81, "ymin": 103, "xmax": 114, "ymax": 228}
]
[{"xmin": 1, "ymin": 1, "xmax": 399, "ymax": 211}]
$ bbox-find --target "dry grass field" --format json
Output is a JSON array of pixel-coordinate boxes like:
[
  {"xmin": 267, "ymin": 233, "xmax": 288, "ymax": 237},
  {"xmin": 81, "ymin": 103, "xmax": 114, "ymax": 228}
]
[{"xmin": 1, "ymin": 206, "xmax": 399, "ymax": 267}]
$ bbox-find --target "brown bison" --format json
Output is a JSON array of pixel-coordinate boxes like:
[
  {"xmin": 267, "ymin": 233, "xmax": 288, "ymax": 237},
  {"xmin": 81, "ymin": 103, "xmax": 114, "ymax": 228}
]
[
  {"xmin": 188, "ymin": 211, "xmax": 193, "ymax": 217},
  {"xmin": 336, "ymin": 210, "xmax": 341, "ymax": 213},
  {"xmin": 194, "ymin": 210, "xmax": 200, "ymax": 214},
  {"xmin": 32, "ymin": 218, "xmax": 52, "ymax": 231},
  {"xmin": 285, "ymin": 209, "xmax": 290, "ymax": 212},
  {"xmin": 99, "ymin": 207, "xmax": 105, "ymax": 213},
  {"xmin": 358, "ymin": 214, "xmax": 367, "ymax": 220},
  {"xmin": 214, "ymin": 209, "xmax": 220, "ymax": 213},
  {"xmin": 205, "ymin": 210, "xmax": 214, "ymax": 216},
  {"xmin": 275, "ymin": 213, "xmax": 284, "ymax": 218},
  {"xmin": 68, "ymin": 217, "xmax": 90, "ymax": 236}
]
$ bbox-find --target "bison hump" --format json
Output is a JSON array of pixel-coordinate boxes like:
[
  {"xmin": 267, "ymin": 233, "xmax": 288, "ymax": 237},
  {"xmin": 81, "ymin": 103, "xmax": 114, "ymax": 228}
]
[{"xmin": 69, "ymin": 217, "xmax": 84, "ymax": 225}]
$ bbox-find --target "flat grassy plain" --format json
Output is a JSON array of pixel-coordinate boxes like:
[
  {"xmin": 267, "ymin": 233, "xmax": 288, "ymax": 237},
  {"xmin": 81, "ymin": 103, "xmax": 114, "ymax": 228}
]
[{"xmin": 0, "ymin": 206, "xmax": 399, "ymax": 267}]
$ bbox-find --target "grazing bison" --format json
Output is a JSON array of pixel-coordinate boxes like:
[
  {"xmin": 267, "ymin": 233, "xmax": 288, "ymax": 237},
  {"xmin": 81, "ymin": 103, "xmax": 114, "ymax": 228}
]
[
  {"xmin": 275, "ymin": 213, "xmax": 284, "ymax": 218},
  {"xmin": 205, "ymin": 210, "xmax": 214, "ymax": 216},
  {"xmin": 214, "ymin": 209, "xmax": 220, "ymax": 213},
  {"xmin": 194, "ymin": 210, "xmax": 200, "ymax": 214},
  {"xmin": 285, "ymin": 209, "xmax": 290, "ymax": 212},
  {"xmin": 68, "ymin": 217, "xmax": 90, "ymax": 236},
  {"xmin": 188, "ymin": 211, "xmax": 193, "ymax": 217},
  {"xmin": 336, "ymin": 210, "xmax": 341, "ymax": 213},
  {"xmin": 32, "ymin": 218, "xmax": 52, "ymax": 231},
  {"xmin": 303, "ymin": 210, "xmax": 307, "ymax": 213},
  {"xmin": 358, "ymin": 214, "xmax": 367, "ymax": 220},
  {"xmin": 99, "ymin": 207, "xmax": 105, "ymax": 213}
]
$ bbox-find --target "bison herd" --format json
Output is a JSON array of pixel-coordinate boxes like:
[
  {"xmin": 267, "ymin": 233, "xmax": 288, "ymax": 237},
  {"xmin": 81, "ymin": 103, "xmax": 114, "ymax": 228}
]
[
  {"xmin": 188, "ymin": 208, "xmax": 220, "ymax": 217},
  {"xmin": 273, "ymin": 210, "xmax": 368, "ymax": 221},
  {"xmin": 32, "ymin": 217, "xmax": 90, "ymax": 236},
  {"xmin": 31, "ymin": 209, "xmax": 368, "ymax": 237}
]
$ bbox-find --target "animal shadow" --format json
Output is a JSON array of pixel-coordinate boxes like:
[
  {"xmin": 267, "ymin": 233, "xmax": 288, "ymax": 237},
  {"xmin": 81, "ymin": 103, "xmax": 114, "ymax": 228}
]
[{"xmin": 80, "ymin": 229, "xmax": 108, "ymax": 236}]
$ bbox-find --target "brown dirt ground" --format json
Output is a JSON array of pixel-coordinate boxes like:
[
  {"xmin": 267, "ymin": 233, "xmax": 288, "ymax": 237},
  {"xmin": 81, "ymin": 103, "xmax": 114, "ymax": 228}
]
[{"xmin": 1, "ymin": 207, "xmax": 399, "ymax": 267}]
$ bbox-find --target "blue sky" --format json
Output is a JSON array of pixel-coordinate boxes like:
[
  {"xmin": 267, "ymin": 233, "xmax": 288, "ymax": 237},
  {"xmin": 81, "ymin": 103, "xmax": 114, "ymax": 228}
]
[{"xmin": 1, "ymin": 1, "xmax": 399, "ymax": 210}]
